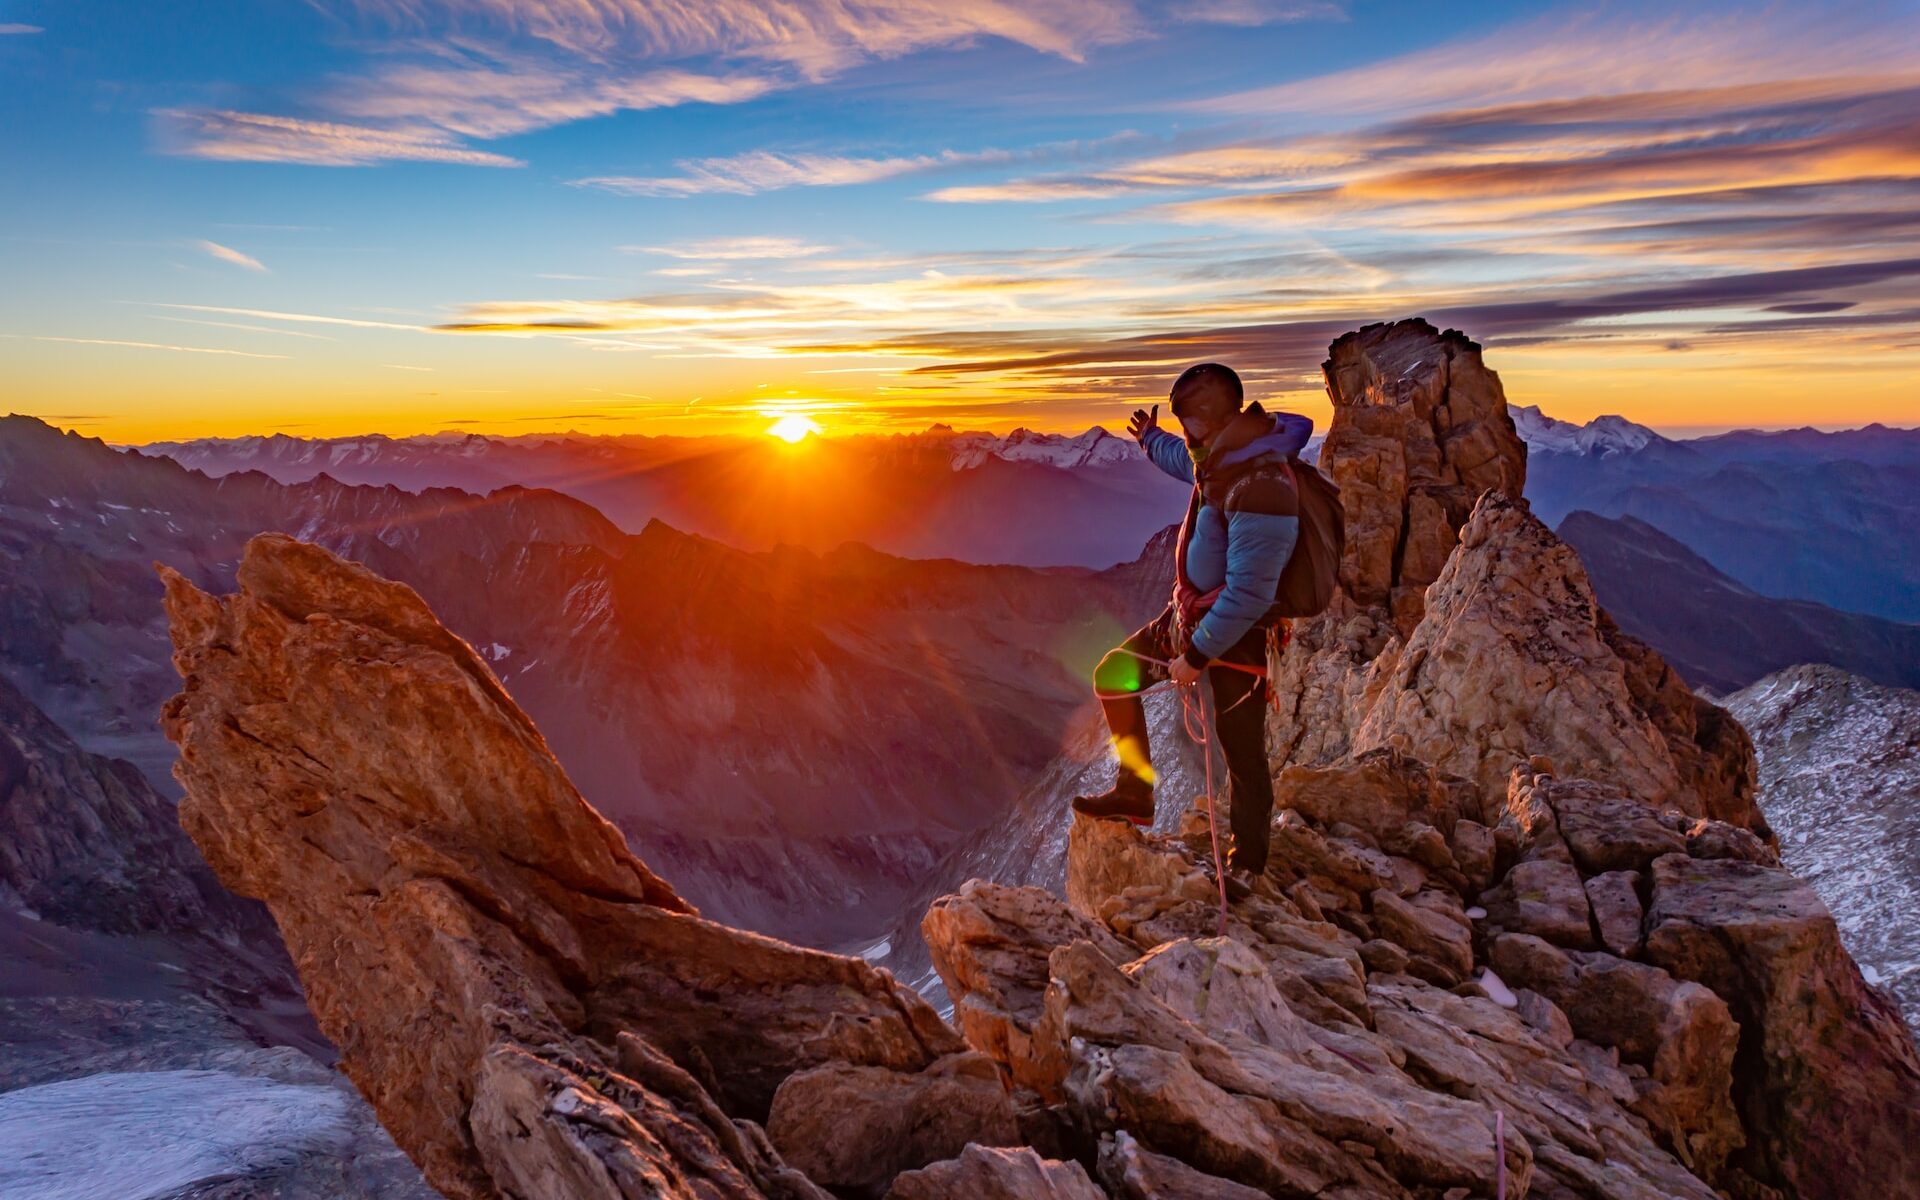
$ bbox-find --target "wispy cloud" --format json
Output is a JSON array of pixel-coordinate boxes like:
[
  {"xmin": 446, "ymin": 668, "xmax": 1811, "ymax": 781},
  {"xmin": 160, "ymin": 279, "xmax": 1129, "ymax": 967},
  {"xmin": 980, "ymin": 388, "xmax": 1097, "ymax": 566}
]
[
  {"xmin": 194, "ymin": 239, "xmax": 268, "ymax": 272},
  {"xmin": 153, "ymin": 0, "xmax": 1331, "ymax": 167},
  {"xmin": 155, "ymin": 108, "xmax": 523, "ymax": 167},
  {"xmin": 625, "ymin": 236, "xmax": 836, "ymax": 260},
  {"xmin": 1186, "ymin": 6, "xmax": 1920, "ymax": 116},
  {"xmin": 576, "ymin": 150, "xmax": 965, "ymax": 197},
  {"xmin": 148, "ymin": 303, "xmax": 421, "ymax": 330},
  {"xmin": 7, "ymin": 335, "xmax": 288, "ymax": 359},
  {"xmin": 0, "ymin": 23, "xmax": 43, "ymax": 34},
  {"xmin": 148, "ymin": 315, "xmax": 335, "ymax": 340}
]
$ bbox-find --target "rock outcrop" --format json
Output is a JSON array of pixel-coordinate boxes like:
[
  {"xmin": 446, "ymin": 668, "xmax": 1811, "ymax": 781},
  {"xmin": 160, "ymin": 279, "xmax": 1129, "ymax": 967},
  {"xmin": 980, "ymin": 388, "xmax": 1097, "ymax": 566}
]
[
  {"xmin": 159, "ymin": 534, "xmax": 1014, "ymax": 1200},
  {"xmin": 927, "ymin": 762, "xmax": 1920, "ymax": 1199},
  {"xmin": 1318, "ymin": 318, "xmax": 1526, "ymax": 629},
  {"xmin": 1270, "ymin": 319, "xmax": 1762, "ymax": 832}
]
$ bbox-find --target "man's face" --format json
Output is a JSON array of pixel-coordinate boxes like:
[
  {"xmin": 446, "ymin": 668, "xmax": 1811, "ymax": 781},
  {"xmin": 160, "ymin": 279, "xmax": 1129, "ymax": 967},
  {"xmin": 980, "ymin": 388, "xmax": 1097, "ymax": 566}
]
[{"xmin": 1173, "ymin": 378, "xmax": 1236, "ymax": 446}]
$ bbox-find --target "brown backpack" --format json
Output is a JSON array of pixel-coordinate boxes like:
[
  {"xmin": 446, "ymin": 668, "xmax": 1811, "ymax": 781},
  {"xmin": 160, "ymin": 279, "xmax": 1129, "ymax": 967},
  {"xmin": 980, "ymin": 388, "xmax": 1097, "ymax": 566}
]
[{"xmin": 1231, "ymin": 457, "xmax": 1345, "ymax": 618}]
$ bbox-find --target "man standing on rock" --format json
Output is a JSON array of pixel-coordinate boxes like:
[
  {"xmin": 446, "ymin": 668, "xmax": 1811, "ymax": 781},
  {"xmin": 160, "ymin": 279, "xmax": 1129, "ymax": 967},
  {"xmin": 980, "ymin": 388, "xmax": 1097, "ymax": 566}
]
[{"xmin": 1074, "ymin": 362, "xmax": 1315, "ymax": 887}]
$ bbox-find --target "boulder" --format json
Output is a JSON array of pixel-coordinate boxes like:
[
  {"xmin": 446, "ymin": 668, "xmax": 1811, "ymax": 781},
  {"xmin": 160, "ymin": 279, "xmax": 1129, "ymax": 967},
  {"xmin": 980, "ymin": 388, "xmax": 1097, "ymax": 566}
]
[
  {"xmin": 158, "ymin": 534, "xmax": 969, "ymax": 1200},
  {"xmin": 1370, "ymin": 888, "xmax": 1473, "ymax": 984},
  {"xmin": 1481, "ymin": 858, "xmax": 1594, "ymax": 949},
  {"xmin": 767, "ymin": 1052, "xmax": 1019, "ymax": 1196},
  {"xmin": 1534, "ymin": 777, "xmax": 1688, "ymax": 874},
  {"xmin": 1315, "ymin": 319, "xmax": 1524, "ymax": 616},
  {"xmin": 1268, "ymin": 321, "xmax": 1760, "ymax": 837},
  {"xmin": 883, "ymin": 1145, "xmax": 1103, "ymax": 1200},
  {"xmin": 920, "ymin": 880, "xmax": 1133, "ymax": 1096},
  {"xmin": 1097, "ymin": 1129, "xmax": 1270, "ymax": 1200},
  {"xmin": 1584, "ymin": 870, "xmax": 1645, "ymax": 958},
  {"xmin": 1487, "ymin": 933, "xmax": 1742, "ymax": 1175},
  {"xmin": 1355, "ymin": 494, "xmax": 1733, "ymax": 816},
  {"xmin": 1270, "ymin": 748, "xmax": 1482, "ymax": 847},
  {"xmin": 1645, "ymin": 854, "xmax": 1920, "ymax": 1196}
]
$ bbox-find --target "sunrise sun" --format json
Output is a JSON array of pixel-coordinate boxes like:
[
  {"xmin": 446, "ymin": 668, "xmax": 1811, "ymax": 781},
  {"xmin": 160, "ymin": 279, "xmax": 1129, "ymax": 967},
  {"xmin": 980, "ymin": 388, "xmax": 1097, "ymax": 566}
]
[{"xmin": 767, "ymin": 414, "xmax": 821, "ymax": 443}]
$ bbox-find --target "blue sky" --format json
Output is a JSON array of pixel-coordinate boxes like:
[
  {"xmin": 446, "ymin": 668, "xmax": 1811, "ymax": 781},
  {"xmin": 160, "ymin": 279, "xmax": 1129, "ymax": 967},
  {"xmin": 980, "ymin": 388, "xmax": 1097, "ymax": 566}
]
[{"xmin": 4, "ymin": 0, "xmax": 1919, "ymax": 440}]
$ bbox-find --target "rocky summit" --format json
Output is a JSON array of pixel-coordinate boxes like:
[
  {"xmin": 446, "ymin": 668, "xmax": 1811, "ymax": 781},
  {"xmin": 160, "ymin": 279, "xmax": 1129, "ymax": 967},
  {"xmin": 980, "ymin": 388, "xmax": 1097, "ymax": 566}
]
[{"xmin": 154, "ymin": 320, "xmax": 1920, "ymax": 1199}]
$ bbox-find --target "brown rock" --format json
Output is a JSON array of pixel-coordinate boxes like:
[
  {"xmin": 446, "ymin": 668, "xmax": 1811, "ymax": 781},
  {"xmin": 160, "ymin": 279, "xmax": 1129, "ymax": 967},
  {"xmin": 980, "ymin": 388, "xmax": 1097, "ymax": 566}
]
[
  {"xmin": 768, "ymin": 1052, "xmax": 1019, "ymax": 1196},
  {"xmin": 1584, "ymin": 870, "xmax": 1645, "ymax": 958},
  {"xmin": 1645, "ymin": 854, "xmax": 1920, "ymax": 1196},
  {"xmin": 1598, "ymin": 609, "xmax": 1764, "ymax": 834},
  {"xmin": 1682, "ymin": 817, "xmax": 1778, "ymax": 865},
  {"xmin": 883, "ymin": 1145, "xmax": 1103, "ymax": 1200},
  {"xmin": 1355, "ymin": 494, "xmax": 1718, "ymax": 813},
  {"xmin": 1127, "ymin": 937, "xmax": 1310, "ymax": 1053},
  {"xmin": 1317, "ymin": 319, "xmax": 1524, "ymax": 612},
  {"xmin": 921, "ymin": 880, "xmax": 1134, "ymax": 1097},
  {"xmin": 1448, "ymin": 818, "xmax": 1497, "ymax": 893},
  {"xmin": 1066, "ymin": 815, "xmax": 1216, "ymax": 922},
  {"xmin": 1481, "ymin": 858, "xmax": 1594, "ymax": 949},
  {"xmin": 158, "ymin": 534, "xmax": 963, "ymax": 1200},
  {"xmin": 1534, "ymin": 777, "xmax": 1688, "ymax": 874},
  {"xmin": 1487, "ymin": 933, "xmax": 1742, "ymax": 1175},
  {"xmin": 1270, "ymin": 809, "xmax": 1405, "ymax": 905},
  {"xmin": 1043, "ymin": 941, "xmax": 1525, "ymax": 1198},
  {"xmin": 1371, "ymin": 888, "xmax": 1473, "ymax": 984},
  {"xmin": 1270, "ymin": 324, "xmax": 1758, "ymax": 840},
  {"xmin": 1097, "ymin": 1129, "xmax": 1270, "ymax": 1200},
  {"xmin": 1270, "ymin": 748, "xmax": 1481, "ymax": 847}
]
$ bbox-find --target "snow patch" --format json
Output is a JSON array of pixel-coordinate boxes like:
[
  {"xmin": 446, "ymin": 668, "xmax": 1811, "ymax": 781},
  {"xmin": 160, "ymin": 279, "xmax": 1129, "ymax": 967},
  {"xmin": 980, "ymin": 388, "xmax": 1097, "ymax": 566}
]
[{"xmin": 0, "ymin": 1069, "xmax": 354, "ymax": 1200}]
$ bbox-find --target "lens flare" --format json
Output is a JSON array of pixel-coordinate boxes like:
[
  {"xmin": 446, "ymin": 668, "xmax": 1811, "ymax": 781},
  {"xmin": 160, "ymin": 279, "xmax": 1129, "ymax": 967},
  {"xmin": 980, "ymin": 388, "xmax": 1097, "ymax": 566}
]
[{"xmin": 767, "ymin": 414, "xmax": 821, "ymax": 443}]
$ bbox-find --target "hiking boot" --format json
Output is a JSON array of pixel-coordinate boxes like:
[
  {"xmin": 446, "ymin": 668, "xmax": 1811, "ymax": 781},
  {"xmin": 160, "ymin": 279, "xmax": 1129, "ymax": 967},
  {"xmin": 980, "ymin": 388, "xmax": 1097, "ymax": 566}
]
[
  {"xmin": 1198, "ymin": 856, "xmax": 1258, "ymax": 903},
  {"xmin": 1072, "ymin": 776, "xmax": 1155, "ymax": 826}
]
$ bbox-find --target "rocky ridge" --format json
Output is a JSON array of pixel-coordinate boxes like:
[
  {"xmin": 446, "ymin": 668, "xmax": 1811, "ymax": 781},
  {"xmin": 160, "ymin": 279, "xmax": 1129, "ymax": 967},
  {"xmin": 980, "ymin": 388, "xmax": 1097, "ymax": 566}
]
[{"xmin": 151, "ymin": 319, "xmax": 1920, "ymax": 1199}]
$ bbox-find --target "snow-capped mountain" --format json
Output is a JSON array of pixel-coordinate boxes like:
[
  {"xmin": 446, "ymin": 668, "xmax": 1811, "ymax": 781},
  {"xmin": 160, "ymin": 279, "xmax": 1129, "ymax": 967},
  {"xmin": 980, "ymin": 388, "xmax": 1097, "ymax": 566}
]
[
  {"xmin": 939, "ymin": 425, "xmax": 1142, "ymax": 470},
  {"xmin": 137, "ymin": 424, "xmax": 1192, "ymax": 570},
  {"xmin": 1726, "ymin": 664, "xmax": 1920, "ymax": 1032},
  {"xmin": 1510, "ymin": 403, "xmax": 1664, "ymax": 457}
]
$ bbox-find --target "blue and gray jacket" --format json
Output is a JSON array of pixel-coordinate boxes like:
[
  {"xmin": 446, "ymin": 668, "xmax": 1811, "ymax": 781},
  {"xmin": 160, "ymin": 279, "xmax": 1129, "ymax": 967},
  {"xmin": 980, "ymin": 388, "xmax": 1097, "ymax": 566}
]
[{"xmin": 1141, "ymin": 402, "xmax": 1313, "ymax": 667}]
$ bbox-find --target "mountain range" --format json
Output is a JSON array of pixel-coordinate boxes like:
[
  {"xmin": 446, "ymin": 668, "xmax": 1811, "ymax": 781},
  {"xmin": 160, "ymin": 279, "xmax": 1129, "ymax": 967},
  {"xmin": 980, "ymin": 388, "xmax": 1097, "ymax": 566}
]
[
  {"xmin": 1520, "ymin": 411, "xmax": 1920, "ymax": 623},
  {"xmin": 143, "ymin": 424, "xmax": 1191, "ymax": 571},
  {"xmin": 1559, "ymin": 511, "xmax": 1920, "ymax": 694},
  {"xmin": 0, "ymin": 414, "xmax": 1164, "ymax": 948}
]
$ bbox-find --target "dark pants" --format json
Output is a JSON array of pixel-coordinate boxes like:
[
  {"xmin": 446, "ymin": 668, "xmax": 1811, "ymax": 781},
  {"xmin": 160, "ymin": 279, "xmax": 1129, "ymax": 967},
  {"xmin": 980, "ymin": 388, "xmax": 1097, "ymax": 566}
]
[{"xmin": 1091, "ymin": 606, "xmax": 1274, "ymax": 873}]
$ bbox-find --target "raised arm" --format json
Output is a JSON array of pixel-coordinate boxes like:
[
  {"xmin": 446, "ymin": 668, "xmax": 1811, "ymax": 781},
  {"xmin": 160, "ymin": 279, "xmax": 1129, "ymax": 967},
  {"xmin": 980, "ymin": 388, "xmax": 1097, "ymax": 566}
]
[
  {"xmin": 1128, "ymin": 405, "xmax": 1193, "ymax": 484},
  {"xmin": 1140, "ymin": 427, "xmax": 1195, "ymax": 484}
]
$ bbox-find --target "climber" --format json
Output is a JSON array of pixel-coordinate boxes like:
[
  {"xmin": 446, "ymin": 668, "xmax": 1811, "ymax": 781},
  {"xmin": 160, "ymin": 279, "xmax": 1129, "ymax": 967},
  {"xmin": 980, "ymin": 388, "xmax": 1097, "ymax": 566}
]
[{"xmin": 1073, "ymin": 362, "xmax": 1319, "ymax": 892}]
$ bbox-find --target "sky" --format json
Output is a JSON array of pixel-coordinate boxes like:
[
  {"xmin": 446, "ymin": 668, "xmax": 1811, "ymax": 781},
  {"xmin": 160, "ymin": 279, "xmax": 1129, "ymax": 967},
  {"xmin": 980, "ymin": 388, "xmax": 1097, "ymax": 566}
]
[{"xmin": 3, "ymin": 0, "xmax": 1919, "ymax": 442}]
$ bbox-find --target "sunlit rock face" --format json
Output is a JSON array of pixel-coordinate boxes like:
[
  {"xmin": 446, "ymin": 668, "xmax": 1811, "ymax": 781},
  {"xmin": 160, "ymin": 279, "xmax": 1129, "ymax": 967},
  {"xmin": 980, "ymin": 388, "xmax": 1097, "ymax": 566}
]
[
  {"xmin": 1270, "ymin": 319, "xmax": 1761, "ymax": 832},
  {"xmin": 159, "ymin": 533, "xmax": 1011, "ymax": 1200}
]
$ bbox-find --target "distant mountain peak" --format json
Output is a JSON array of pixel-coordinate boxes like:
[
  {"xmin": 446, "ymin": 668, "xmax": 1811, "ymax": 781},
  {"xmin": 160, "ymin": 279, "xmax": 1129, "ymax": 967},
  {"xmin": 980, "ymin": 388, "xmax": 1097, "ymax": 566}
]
[{"xmin": 1510, "ymin": 403, "xmax": 1664, "ymax": 457}]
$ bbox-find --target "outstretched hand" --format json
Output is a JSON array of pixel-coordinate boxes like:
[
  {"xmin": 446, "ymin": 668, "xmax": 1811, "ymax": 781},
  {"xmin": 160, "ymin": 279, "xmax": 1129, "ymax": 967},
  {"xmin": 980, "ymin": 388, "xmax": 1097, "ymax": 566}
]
[{"xmin": 1127, "ymin": 403, "xmax": 1159, "ymax": 443}]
